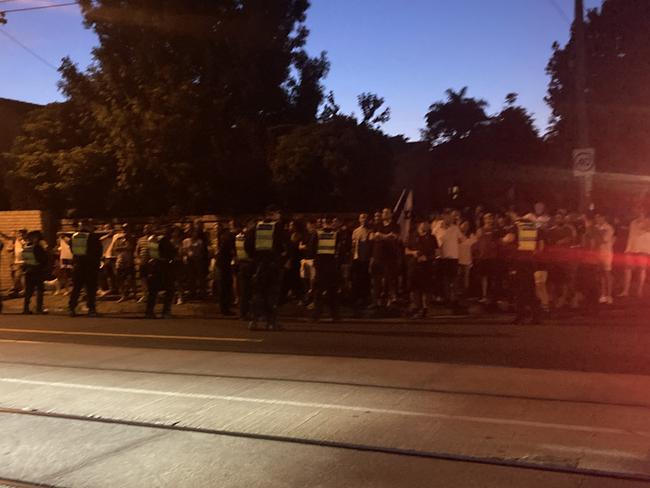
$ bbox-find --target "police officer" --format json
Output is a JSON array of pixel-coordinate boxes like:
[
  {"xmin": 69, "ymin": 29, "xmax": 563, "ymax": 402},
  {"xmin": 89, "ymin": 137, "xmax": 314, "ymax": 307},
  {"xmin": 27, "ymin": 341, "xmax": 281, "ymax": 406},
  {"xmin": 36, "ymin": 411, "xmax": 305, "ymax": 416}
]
[
  {"xmin": 69, "ymin": 220, "xmax": 103, "ymax": 317},
  {"xmin": 145, "ymin": 225, "xmax": 177, "ymax": 319},
  {"xmin": 506, "ymin": 217, "xmax": 544, "ymax": 324},
  {"xmin": 236, "ymin": 220, "xmax": 255, "ymax": 321},
  {"xmin": 312, "ymin": 217, "xmax": 341, "ymax": 322},
  {"xmin": 22, "ymin": 230, "xmax": 48, "ymax": 315},
  {"xmin": 246, "ymin": 205, "xmax": 286, "ymax": 331}
]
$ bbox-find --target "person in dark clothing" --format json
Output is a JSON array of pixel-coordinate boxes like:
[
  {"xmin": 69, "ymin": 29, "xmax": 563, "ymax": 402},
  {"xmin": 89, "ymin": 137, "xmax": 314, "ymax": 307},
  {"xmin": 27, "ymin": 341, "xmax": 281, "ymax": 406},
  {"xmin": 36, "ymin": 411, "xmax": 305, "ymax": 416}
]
[
  {"xmin": 506, "ymin": 218, "xmax": 544, "ymax": 325},
  {"xmin": 313, "ymin": 218, "xmax": 341, "ymax": 322},
  {"xmin": 69, "ymin": 220, "xmax": 103, "ymax": 317},
  {"xmin": 405, "ymin": 221, "xmax": 438, "ymax": 319},
  {"xmin": 281, "ymin": 220, "xmax": 305, "ymax": 304},
  {"xmin": 370, "ymin": 208, "xmax": 401, "ymax": 308},
  {"xmin": 216, "ymin": 220, "xmax": 236, "ymax": 316},
  {"xmin": 246, "ymin": 206, "xmax": 287, "ymax": 331},
  {"xmin": 235, "ymin": 221, "xmax": 255, "ymax": 321},
  {"xmin": 22, "ymin": 230, "xmax": 48, "ymax": 315},
  {"xmin": 145, "ymin": 226, "xmax": 177, "ymax": 319}
]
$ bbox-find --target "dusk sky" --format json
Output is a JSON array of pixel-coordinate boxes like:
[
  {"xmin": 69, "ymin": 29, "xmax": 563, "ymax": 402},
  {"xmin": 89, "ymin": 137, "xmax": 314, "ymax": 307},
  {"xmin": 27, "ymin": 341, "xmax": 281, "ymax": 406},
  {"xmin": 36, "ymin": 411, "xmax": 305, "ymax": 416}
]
[{"xmin": 0, "ymin": 0, "xmax": 602, "ymax": 140}]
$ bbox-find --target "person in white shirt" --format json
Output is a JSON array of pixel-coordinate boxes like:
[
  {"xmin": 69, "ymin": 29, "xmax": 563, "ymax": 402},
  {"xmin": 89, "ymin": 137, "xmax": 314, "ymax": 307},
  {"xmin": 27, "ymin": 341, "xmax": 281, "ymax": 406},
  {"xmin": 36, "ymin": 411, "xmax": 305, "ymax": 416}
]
[
  {"xmin": 619, "ymin": 207, "xmax": 650, "ymax": 298},
  {"xmin": 595, "ymin": 212, "xmax": 615, "ymax": 304},
  {"xmin": 457, "ymin": 220, "xmax": 477, "ymax": 296},
  {"xmin": 434, "ymin": 210, "xmax": 465, "ymax": 304},
  {"xmin": 350, "ymin": 213, "xmax": 372, "ymax": 308}
]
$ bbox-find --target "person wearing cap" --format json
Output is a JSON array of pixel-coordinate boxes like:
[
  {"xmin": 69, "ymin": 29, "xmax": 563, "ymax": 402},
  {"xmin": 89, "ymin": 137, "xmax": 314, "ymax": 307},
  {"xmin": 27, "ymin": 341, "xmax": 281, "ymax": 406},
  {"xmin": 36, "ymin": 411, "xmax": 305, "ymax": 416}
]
[
  {"xmin": 235, "ymin": 220, "xmax": 255, "ymax": 321},
  {"xmin": 69, "ymin": 220, "xmax": 103, "ymax": 317},
  {"xmin": 246, "ymin": 205, "xmax": 287, "ymax": 330},
  {"xmin": 21, "ymin": 230, "xmax": 48, "ymax": 315},
  {"xmin": 312, "ymin": 216, "xmax": 341, "ymax": 322},
  {"xmin": 505, "ymin": 214, "xmax": 545, "ymax": 324},
  {"xmin": 145, "ymin": 225, "xmax": 177, "ymax": 319}
]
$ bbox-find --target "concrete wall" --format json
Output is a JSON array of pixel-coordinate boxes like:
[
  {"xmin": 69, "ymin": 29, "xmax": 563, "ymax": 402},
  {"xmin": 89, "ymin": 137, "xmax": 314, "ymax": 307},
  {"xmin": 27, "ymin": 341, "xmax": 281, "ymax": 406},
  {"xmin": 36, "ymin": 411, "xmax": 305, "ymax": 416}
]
[{"xmin": 0, "ymin": 210, "xmax": 45, "ymax": 292}]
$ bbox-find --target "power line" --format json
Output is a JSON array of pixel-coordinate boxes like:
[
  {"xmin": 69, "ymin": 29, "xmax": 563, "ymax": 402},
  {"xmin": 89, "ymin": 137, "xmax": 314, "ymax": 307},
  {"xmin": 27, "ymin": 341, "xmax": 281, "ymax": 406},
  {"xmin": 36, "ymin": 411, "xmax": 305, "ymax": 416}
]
[
  {"xmin": 0, "ymin": 1, "xmax": 78, "ymax": 14},
  {"xmin": 546, "ymin": 0, "xmax": 571, "ymax": 24},
  {"xmin": 0, "ymin": 28, "xmax": 58, "ymax": 70}
]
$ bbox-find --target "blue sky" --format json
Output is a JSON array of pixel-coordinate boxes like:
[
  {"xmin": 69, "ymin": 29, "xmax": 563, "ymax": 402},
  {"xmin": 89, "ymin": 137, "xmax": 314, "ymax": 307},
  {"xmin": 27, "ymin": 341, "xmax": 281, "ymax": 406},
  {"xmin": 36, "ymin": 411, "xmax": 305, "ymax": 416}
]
[{"xmin": 0, "ymin": 0, "xmax": 602, "ymax": 139}]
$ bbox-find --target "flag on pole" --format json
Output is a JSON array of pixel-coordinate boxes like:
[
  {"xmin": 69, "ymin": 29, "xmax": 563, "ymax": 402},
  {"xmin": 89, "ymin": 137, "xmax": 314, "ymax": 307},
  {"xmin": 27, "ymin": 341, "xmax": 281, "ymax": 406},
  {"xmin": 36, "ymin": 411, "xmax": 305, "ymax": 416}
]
[{"xmin": 394, "ymin": 189, "xmax": 413, "ymax": 242}]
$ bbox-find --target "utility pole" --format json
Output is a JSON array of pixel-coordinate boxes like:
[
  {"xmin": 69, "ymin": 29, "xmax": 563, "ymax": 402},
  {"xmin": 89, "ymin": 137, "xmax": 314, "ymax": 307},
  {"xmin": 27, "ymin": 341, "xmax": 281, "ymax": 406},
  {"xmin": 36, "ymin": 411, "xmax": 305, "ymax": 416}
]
[{"xmin": 574, "ymin": 0, "xmax": 593, "ymax": 210}]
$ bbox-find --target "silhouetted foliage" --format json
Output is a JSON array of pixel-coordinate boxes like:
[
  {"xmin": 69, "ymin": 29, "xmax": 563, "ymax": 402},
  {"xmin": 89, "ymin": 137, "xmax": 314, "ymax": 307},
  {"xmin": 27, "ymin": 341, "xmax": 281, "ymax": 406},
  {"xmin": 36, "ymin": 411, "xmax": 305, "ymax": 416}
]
[
  {"xmin": 270, "ymin": 116, "xmax": 394, "ymax": 212},
  {"xmin": 7, "ymin": 0, "xmax": 329, "ymax": 215},
  {"xmin": 546, "ymin": 0, "xmax": 650, "ymax": 174},
  {"xmin": 421, "ymin": 87, "xmax": 489, "ymax": 145}
]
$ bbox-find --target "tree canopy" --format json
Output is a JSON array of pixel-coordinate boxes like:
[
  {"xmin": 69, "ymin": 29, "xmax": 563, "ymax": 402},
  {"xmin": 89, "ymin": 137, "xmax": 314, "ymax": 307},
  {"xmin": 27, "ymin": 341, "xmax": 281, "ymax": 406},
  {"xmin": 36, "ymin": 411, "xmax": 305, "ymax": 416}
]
[
  {"xmin": 546, "ymin": 0, "xmax": 650, "ymax": 174},
  {"xmin": 271, "ymin": 94, "xmax": 395, "ymax": 212},
  {"xmin": 8, "ymin": 0, "xmax": 331, "ymax": 215}
]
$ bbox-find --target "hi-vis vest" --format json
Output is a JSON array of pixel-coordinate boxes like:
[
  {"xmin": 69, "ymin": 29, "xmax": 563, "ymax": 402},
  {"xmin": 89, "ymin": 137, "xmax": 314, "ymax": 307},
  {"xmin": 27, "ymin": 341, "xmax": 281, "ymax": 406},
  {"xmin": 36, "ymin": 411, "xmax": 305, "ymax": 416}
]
[
  {"xmin": 21, "ymin": 245, "xmax": 37, "ymax": 267},
  {"xmin": 317, "ymin": 230, "xmax": 337, "ymax": 255},
  {"xmin": 255, "ymin": 222, "xmax": 276, "ymax": 252},
  {"xmin": 517, "ymin": 222, "xmax": 538, "ymax": 252},
  {"xmin": 71, "ymin": 232, "xmax": 90, "ymax": 257},
  {"xmin": 148, "ymin": 235, "xmax": 161, "ymax": 260},
  {"xmin": 235, "ymin": 233, "xmax": 249, "ymax": 260}
]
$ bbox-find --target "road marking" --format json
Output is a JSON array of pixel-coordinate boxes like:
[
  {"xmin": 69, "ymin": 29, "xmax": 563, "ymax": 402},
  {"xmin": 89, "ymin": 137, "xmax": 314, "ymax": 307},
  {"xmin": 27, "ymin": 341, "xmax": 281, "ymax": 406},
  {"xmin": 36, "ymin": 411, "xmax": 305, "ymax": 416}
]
[
  {"xmin": 0, "ymin": 377, "xmax": 647, "ymax": 438},
  {"xmin": 0, "ymin": 339, "xmax": 48, "ymax": 345},
  {"xmin": 537, "ymin": 444, "xmax": 645, "ymax": 460},
  {"xmin": 0, "ymin": 328, "xmax": 263, "ymax": 343}
]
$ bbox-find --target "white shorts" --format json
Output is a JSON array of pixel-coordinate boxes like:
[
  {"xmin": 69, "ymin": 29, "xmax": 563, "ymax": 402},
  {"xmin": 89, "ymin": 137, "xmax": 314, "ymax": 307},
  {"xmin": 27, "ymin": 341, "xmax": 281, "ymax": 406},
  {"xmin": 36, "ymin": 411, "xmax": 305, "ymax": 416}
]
[
  {"xmin": 599, "ymin": 252, "xmax": 613, "ymax": 272},
  {"xmin": 300, "ymin": 259, "xmax": 315, "ymax": 281}
]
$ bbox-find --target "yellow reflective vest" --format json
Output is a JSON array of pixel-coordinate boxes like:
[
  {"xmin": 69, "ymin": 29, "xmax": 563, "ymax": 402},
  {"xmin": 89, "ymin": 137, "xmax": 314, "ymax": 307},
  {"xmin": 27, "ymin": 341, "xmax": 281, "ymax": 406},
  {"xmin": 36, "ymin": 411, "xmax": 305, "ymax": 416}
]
[
  {"xmin": 235, "ymin": 233, "xmax": 249, "ymax": 260},
  {"xmin": 317, "ymin": 230, "xmax": 337, "ymax": 255},
  {"xmin": 517, "ymin": 222, "xmax": 538, "ymax": 252},
  {"xmin": 21, "ymin": 245, "xmax": 37, "ymax": 267},
  {"xmin": 71, "ymin": 232, "xmax": 90, "ymax": 257},
  {"xmin": 255, "ymin": 222, "xmax": 276, "ymax": 252},
  {"xmin": 148, "ymin": 235, "xmax": 161, "ymax": 260}
]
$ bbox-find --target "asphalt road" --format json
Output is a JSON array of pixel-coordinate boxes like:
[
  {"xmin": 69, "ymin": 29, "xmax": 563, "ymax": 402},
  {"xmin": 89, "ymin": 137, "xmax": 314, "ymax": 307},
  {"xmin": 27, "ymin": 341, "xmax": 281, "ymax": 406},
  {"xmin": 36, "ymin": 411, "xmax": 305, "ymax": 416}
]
[
  {"xmin": 1, "ymin": 309, "xmax": 649, "ymax": 487},
  {"xmin": 0, "ymin": 307, "xmax": 648, "ymax": 374}
]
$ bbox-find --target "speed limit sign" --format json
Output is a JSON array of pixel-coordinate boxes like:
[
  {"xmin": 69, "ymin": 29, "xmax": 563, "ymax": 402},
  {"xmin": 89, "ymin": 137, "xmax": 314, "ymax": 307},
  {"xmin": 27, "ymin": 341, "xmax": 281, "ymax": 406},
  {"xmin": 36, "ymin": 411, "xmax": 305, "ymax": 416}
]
[{"xmin": 573, "ymin": 148, "xmax": 595, "ymax": 176}]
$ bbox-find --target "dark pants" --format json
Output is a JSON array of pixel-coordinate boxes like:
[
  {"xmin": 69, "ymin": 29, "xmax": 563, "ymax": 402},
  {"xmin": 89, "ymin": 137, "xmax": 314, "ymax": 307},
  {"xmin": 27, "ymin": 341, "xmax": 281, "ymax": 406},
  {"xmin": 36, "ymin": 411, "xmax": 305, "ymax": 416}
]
[
  {"xmin": 146, "ymin": 264, "xmax": 174, "ymax": 315},
  {"xmin": 370, "ymin": 258, "xmax": 397, "ymax": 305},
  {"xmin": 217, "ymin": 261, "xmax": 233, "ymax": 314},
  {"xmin": 351, "ymin": 260, "xmax": 371, "ymax": 307},
  {"xmin": 252, "ymin": 257, "xmax": 283, "ymax": 326},
  {"xmin": 513, "ymin": 261, "xmax": 541, "ymax": 323},
  {"xmin": 314, "ymin": 260, "xmax": 340, "ymax": 320},
  {"xmin": 69, "ymin": 264, "xmax": 99, "ymax": 313},
  {"xmin": 439, "ymin": 258, "xmax": 459, "ymax": 304},
  {"xmin": 282, "ymin": 259, "xmax": 304, "ymax": 303},
  {"xmin": 24, "ymin": 270, "xmax": 44, "ymax": 312},
  {"xmin": 237, "ymin": 261, "xmax": 254, "ymax": 319},
  {"xmin": 408, "ymin": 261, "xmax": 433, "ymax": 312}
]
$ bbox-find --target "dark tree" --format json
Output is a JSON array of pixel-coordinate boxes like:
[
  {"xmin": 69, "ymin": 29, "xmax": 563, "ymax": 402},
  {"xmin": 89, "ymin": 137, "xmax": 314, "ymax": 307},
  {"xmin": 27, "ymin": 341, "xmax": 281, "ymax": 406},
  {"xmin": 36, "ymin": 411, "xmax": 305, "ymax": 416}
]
[
  {"xmin": 421, "ymin": 87, "xmax": 489, "ymax": 145},
  {"xmin": 357, "ymin": 92, "xmax": 391, "ymax": 128},
  {"xmin": 546, "ymin": 0, "xmax": 650, "ymax": 174},
  {"xmin": 8, "ymin": 1, "xmax": 329, "ymax": 215},
  {"xmin": 270, "ymin": 116, "xmax": 395, "ymax": 212}
]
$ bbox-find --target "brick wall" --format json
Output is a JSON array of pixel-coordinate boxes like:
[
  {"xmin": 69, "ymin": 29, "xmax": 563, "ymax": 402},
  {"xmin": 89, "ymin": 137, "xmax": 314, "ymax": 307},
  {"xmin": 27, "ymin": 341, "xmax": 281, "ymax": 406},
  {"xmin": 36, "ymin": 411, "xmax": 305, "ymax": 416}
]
[{"xmin": 0, "ymin": 211, "xmax": 45, "ymax": 292}]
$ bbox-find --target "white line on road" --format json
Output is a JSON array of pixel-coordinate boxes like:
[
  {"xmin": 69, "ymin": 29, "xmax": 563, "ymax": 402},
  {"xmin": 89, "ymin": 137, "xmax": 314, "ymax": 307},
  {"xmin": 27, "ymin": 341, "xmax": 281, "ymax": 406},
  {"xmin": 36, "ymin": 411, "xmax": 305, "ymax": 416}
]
[
  {"xmin": 537, "ymin": 444, "xmax": 646, "ymax": 460},
  {"xmin": 0, "ymin": 328, "xmax": 263, "ymax": 343},
  {"xmin": 0, "ymin": 377, "xmax": 647, "ymax": 439}
]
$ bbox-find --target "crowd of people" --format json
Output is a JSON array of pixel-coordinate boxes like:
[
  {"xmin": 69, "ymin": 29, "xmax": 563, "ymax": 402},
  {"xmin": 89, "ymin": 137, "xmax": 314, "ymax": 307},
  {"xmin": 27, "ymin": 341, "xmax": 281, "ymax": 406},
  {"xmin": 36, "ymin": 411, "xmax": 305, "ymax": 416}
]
[{"xmin": 3, "ymin": 200, "xmax": 650, "ymax": 326}]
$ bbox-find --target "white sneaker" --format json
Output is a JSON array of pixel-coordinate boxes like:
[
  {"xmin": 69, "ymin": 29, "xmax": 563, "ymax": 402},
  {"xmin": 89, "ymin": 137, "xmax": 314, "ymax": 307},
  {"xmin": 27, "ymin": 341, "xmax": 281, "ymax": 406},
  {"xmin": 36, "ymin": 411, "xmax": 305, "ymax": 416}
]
[{"xmin": 598, "ymin": 296, "xmax": 608, "ymax": 304}]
